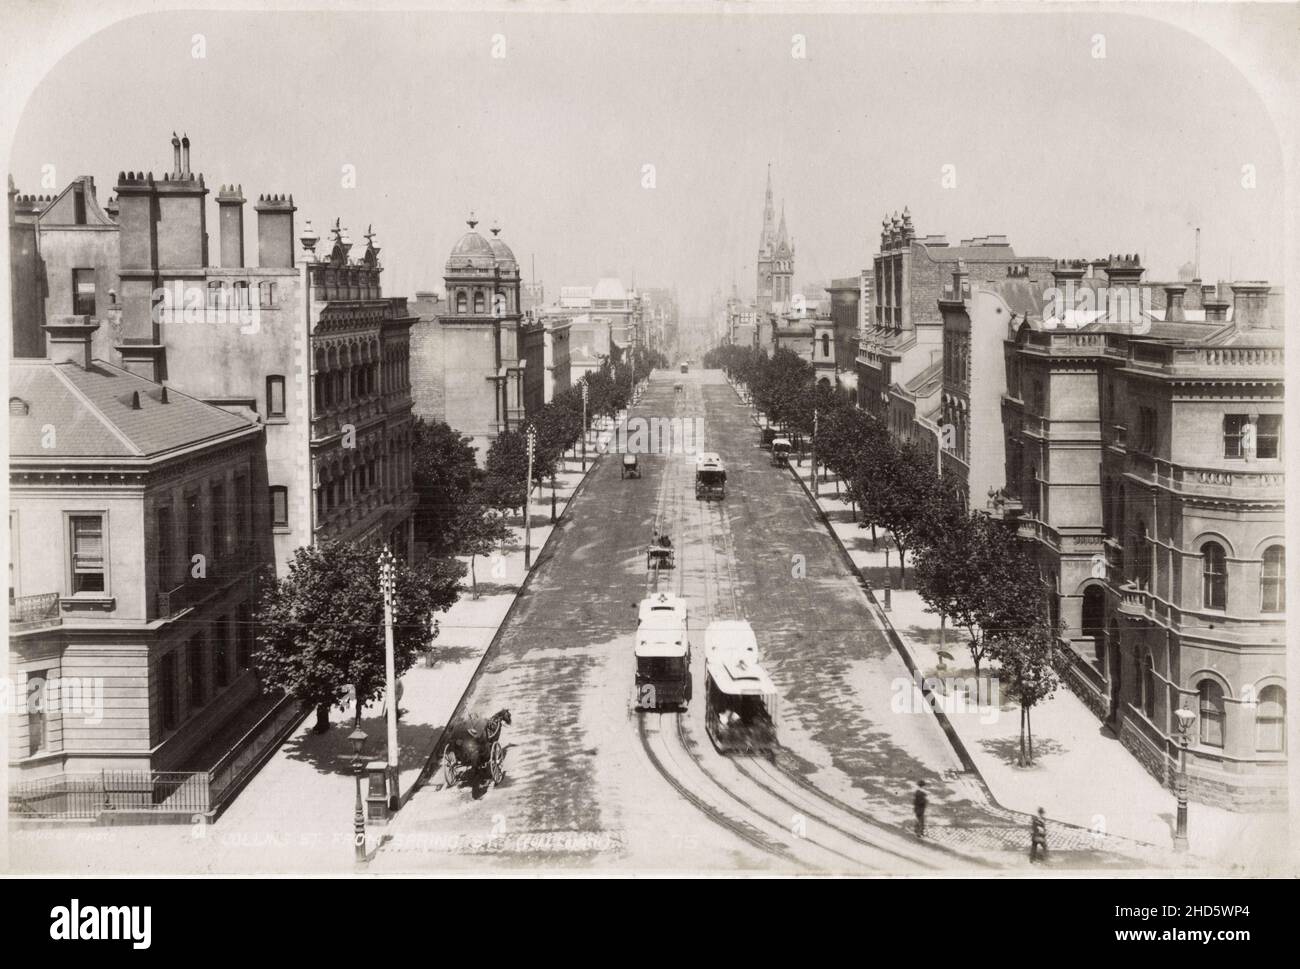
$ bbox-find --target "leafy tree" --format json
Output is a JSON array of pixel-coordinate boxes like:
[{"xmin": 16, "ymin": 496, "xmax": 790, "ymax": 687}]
[
  {"xmin": 988, "ymin": 622, "xmax": 1068, "ymax": 766},
  {"xmin": 450, "ymin": 493, "xmax": 509, "ymax": 599},
  {"xmin": 253, "ymin": 541, "xmax": 464, "ymax": 732},
  {"xmin": 482, "ymin": 428, "xmax": 530, "ymax": 517},
  {"xmin": 411, "ymin": 418, "xmax": 479, "ymax": 553}
]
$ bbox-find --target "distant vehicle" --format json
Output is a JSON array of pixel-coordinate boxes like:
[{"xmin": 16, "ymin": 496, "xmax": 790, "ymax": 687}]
[
  {"xmin": 695, "ymin": 455, "xmax": 726, "ymax": 500},
  {"xmin": 770, "ymin": 437, "xmax": 792, "ymax": 467},
  {"xmin": 621, "ymin": 452, "xmax": 641, "ymax": 479},
  {"xmin": 646, "ymin": 533, "xmax": 675, "ymax": 571},
  {"xmin": 635, "ymin": 593, "xmax": 691, "ymax": 710},
  {"xmin": 703, "ymin": 621, "xmax": 777, "ymax": 755},
  {"xmin": 442, "ymin": 708, "xmax": 512, "ymax": 787},
  {"xmin": 680, "ymin": 363, "xmax": 689, "ymax": 374}
]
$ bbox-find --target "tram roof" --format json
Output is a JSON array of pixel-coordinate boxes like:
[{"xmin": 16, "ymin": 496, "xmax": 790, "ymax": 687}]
[
  {"xmin": 706, "ymin": 651, "xmax": 776, "ymax": 696},
  {"xmin": 636, "ymin": 633, "xmax": 689, "ymax": 657},
  {"xmin": 639, "ymin": 592, "xmax": 687, "ymax": 623}
]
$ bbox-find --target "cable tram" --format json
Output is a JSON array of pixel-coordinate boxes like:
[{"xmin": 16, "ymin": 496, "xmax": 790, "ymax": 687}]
[
  {"xmin": 635, "ymin": 593, "xmax": 691, "ymax": 710},
  {"xmin": 703, "ymin": 620, "xmax": 778, "ymax": 755},
  {"xmin": 695, "ymin": 453, "xmax": 726, "ymax": 501}
]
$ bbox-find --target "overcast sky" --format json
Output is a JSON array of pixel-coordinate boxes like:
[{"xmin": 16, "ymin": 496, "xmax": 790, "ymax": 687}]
[{"xmin": 9, "ymin": 8, "xmax": 1285, "ymax": 316}]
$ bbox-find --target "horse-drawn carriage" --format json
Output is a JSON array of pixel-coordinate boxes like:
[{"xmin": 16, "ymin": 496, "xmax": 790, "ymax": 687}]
[
  {"xmin": 441, "ymin": 708, "xmax": 511, "ymax": 788},
  {"xmin": 621, "ymin": 452, "xmax": 641, "ymax": 479},
  {"xmin": 770, "ymin": 437, "xmax": 792, "ymax": 467},
  {"xmin": 647, "ymin": 538, "xmax": 675, "ymax": 571}
]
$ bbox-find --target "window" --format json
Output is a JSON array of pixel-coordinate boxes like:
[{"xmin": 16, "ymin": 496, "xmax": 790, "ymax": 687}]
[
  {"xmin": 1256, "ymin": 685, "xmax": 1285, "ymax": 753},
  {"xmin": 9, "ymin": 510, "xmax": 18, "ymax": 602},
  {"xmin": 1137, "ymin": 406, "xmax": 1157, "ymax": 452},
  {"xmin": 233, "ymin": 281, "xmax": 250, "ymax": 308},
  {"xmin": 1223, "ymin": 414, "xmax": 1247, "ymax": 458},
  {"xmin": 234, "ymin": 474, "xmax": 249, "ymax": 546},
  {"xmin": 1261, "ymin": 545, "xmax": 1284, "ymax": 613},
  {"xmin": 1141, "ymin": 655, "xmax": 1156, "ymax": 719},
  {"xmin": 1256, "ymin": 415, "xmax": 1282, "ymax": 459},
  {"xmin": 237, "ymin": 602, "xmax": 254, "ymax": 670},
  {"xmin": 456, "ymin": 291, "xmax": 468, "ymax": 314},
  {"xmin": 821, "ymin": 333, "xmax": 830, "ymax": 359},
  {"xmin": 1201, "ymin": 542, "xmax": 1227, "ymax": 610},
  {"xmin": 27, "ymin": 669, "xmax": 52, "ymax": 755},
  {"xmin": 1132, "ymin": 519, "xmax": 1151, "ymax": 589},
  {"xmin": 259, "ymin": 281, "xmax": 276, "ymax": 308},
  {"xmin": 187, "ymin": 635, "xmax": 206, "ymax": 709},
  {"xmin": 185, "ymin": 492, "xmax": 203, "ymax": 564},
  {"xmin": 156, "ymin": 505, "xmax": 174, "ymax": 589},
  {"xmin": 69, "ymin": 515, "xmax": 105, "ymax": 594},
  {"xmin": 210, "ymin": 483, "xmax": 226, "ymax": 558},
  {"xmin": 73, "ymin": 269, "xmax": 96, "ymax": 316},
  {"xmin": 267, "ymin": 375, "xmax": 286, "ymax": 419},
  {"xmin": 160, "ymin": 651, "xmax": 180, "ymax": 731},
  {"xmin": 1082, "ymin": 586, "xmax": 1105, "ymax": 661},
  {"xmin": 1198, "ymin": 680, "xmax": 1225, "ymax": 748},
  {"xmin": 207, "ymin": 280, "xmax": 224, "ymax": 310},
  {"xmin": 213, "ymin": 617, "xmax": 231, "ymax": 690},
  {"xmin": 473, "ymin": 291, "xmax": 486, "ymax": 314},
  {"xmin": 270, "ymin": 486, "xmax": 289, "ymax": 528}
]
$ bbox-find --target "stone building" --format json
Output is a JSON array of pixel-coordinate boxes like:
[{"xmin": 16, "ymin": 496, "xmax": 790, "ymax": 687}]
[
  {"xmin": 1001, "ymin": 260, "xmax": 1286, "ymax": 809},
  {"xmin": 8, "ymin": 323, "xmax": 270, "ymax": 785},
  {"xmin": 755, "ymin": 166, "xmax": 794, "ymax": 312},
  {"xmin": 408, "ymin": 217, "xmax": 527, "ymax": 460}
]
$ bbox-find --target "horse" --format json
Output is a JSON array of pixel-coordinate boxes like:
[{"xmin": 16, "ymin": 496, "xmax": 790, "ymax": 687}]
[{"xmin": 446, "ymin": 708, "xmax": 512, "ymax": 779}]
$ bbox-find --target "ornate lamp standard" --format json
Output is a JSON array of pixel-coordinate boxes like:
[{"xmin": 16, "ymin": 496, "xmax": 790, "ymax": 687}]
[
  {"xmin": 811, "ymin": 407, "xmax": 819, "ymax": 497},
  {"xmin": 1173, "ymin": 706, "xmax": 1197, "ymax": 852},
  {"xmin": 348, "ymin": 726, "xmax": 368, "ymax": 865}
]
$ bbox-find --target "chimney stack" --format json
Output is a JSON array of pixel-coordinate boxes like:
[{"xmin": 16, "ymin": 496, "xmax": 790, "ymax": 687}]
[
  {"xmin": 181, "ymin": 133, "xmax": 191, "ymax": 176},
  {"xmin": 43, "ymin": 320, "xmax": 100, "ymax": 370},
  {"xmin": 1052, "ymin": 258, "xmax": 1087, "ymax": 289},
  {"xmin": 1163, "ymin": 284, "xmax": 1187, "ymax": 322},
  {"xmin": 255, "ymin": 194, "xmax": 297, "ymax": 268},
  {"xmin": 1103, "ymin": 253, "xmax": 1144, "ymax": 287},
  {"xmin": 217, "ymin": 184, "xmax": 246, "ymax": 268},
  {"xmin": 1230, "ymin": 281, "xmax": 1271, "ymax": 330},
  {"xmin": 171, "ymin": 132, "xmax": 182, "ymax": 178}
]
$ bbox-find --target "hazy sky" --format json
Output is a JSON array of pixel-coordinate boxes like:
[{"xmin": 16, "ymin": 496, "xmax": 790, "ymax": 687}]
[{"xmin": 9, "ymin": 8, "xmax": 1285, "ymax": 316}]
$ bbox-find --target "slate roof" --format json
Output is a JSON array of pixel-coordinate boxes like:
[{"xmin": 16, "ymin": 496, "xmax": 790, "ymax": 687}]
[{"xmin": 9, "ymin": 359, "xmax": 258, "ymax": 461}]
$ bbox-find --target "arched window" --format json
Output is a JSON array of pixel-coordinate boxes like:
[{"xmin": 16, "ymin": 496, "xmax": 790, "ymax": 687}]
[
  {"xmin": 821, "ymin": 333, "xmax": 830, "ymax": 358},
  {"xmin": 233, "ymin": 281, "xmax": 250, "ymax": 308},
  {"xmin": 1132, "ymin": 519, "xmax": 1150, "ymax": 589},
  {"xmin": 1256, "ymin": 685, "xmax": 1285, "ymax": 753},
  {"xmin": 1201, "ymin": 542, "xmax": 1227, "ymax": 610},
  {"xmin": 1082, "ymin": 586, "xmax": 1105, "ymax": 661},
  {"xmin": 456, "ymin": 291, "xmax": 468, "ymax": 314},
  {"xmin": 1261, "ymin": 545, "xmax": 1285, "ymax": 613},
  {"xmin": 1198, "ymin": 680, "xmax": 1225, "ymax": 748},
  {"xmin": 473, "ymin": 290, "xmax": 486, "ymax": 314},
  {"xmin": 1142, "ymin": 655, "xmax": 1156, "ymax": 719}
]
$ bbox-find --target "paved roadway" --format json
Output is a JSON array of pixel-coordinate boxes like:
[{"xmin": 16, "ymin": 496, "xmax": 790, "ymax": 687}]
[{"xmin": 376, "ymin": 369, "xmax": 1164, "ymax": 872}]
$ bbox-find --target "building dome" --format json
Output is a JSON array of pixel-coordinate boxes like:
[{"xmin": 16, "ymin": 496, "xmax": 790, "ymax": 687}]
[
  {"xmin": 489, "ymin": 237, "xmax": 517, "ymax": 271},
  {"xmin": 446, "ymin": 215, "xmax": 496, "ymax": 272}
]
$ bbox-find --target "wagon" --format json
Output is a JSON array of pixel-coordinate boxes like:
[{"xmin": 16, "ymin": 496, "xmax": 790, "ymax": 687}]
[
  {"xmin": 441, "ymin": 709, "xmax": 511, "ymax": 788},
  {"xmin": 770, "ymin": 437, "xmax": 792, "ymax": 467},
  {"xmin": 621, "ymin": 452, "xmax": 641, "ymax": 478}
]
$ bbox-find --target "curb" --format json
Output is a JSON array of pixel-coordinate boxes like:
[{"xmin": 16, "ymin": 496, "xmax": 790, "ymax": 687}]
[{"xmin": 406, "ymin": 412, "xmax": 627, "ymax": 799}]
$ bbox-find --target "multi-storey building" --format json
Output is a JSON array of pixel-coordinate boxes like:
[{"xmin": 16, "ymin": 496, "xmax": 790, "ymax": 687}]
[
  {"xmin": 519, "ymin": 310, "xmax": 571, "ymax": 412},
  {"xmin": 1002, "ymin": 261, "xmax": 1286, "ymax": 809},
  {"xmin": 9, "ymin": 322, "xmax": 270, "ymax": 783},
  {"xmin": 856, "ymin": 209, "xmax": 1052, "ymax": 438},
  {"xmin": 409, "ymin": 217, "xmax": 526, "ymax": 460},
  {"xmin": 110, "ymin": 136, "xmax": 416, "ymax": 566}
]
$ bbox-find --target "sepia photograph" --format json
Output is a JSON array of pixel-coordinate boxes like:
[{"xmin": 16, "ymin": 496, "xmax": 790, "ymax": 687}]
[{"xmin": 2, "ymin": 0, "xmax": 1297, "ymax": 930}]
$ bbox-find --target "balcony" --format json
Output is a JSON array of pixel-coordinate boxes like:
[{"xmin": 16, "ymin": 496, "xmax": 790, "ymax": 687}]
[
  {"xmin": 1115, "ymin": 581, "xmax": 1152, "ymax": 621},
  {"xmin": 9, "ymin": 592, "xmax": 61, "ymax": 632},
  {"xmin": 1126, "ymin": 454, "xmax": 1284, "ymax": 500}
]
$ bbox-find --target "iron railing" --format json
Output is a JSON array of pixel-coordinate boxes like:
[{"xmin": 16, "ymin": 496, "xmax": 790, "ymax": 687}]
[
  {"xmin": 9, "ymin": 592, "xmax": 61, "ymax": 629},
  {"xmin": 8, "ymin": 771, "xmax": 211, "ymax": 819}
]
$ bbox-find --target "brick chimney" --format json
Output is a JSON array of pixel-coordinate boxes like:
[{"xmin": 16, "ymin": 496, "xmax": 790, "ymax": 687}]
[
  {"xmin": 1230, "ymin": 281, "xmax": 1271, "ymax": 330},
  {"xmin": 1104, "ymin": 253, "xmax": 1144, "ymax": 287},
  {"xmin": 217, "ymin": 184, "xmax": 246, "ymax": 268},
  {"xmin": 1163, "ymin": 284, "xmax": 1187, "ymax": 322},
  {"xmin": 44, "ymin": 320, "xmax": 100, "ymax": 370},
  {"xmin": 255, "ymin": 194, "xmax": 297, "ymax": 268}
]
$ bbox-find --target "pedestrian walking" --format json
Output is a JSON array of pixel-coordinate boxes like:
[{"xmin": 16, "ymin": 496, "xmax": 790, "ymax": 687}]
[
  {"xmin": 1030, "ymin": 807, "xmax": 1048, "ymax": 863},
  {"xmin": 913, "ymin": 779, "xmax": 928, "ymax": 838}
]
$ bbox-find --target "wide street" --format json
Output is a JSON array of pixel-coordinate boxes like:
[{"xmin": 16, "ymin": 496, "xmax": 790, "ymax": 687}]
[{"xmin": 376, "ymin": 369, "xmax": 1169, "ymax": 873}]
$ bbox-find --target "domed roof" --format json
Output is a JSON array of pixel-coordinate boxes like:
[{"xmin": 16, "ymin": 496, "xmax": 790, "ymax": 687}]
[
  {"xmin": 446, "ymin": 215, "xmax": 496, "ymax": 272},
  {"xmin": 489, "ymin": 230, "xmax": 518, "ymax": 271}
]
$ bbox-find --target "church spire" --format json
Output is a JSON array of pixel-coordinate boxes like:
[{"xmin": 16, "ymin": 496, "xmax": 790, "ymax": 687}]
[{"xmin": 777, "ymin": 202, "xmax": 788, "ymax": 249}]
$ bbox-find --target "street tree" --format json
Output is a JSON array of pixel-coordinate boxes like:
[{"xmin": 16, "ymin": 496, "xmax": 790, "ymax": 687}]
[{"xmin": 253, "ymin": 541, "xmax": 464, "ymax": 732}]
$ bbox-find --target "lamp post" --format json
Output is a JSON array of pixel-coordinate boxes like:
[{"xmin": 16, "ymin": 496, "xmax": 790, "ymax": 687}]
[
  {"xmin": 376, "ymin": 546, "xmax": 399, "ymax": 810},
  {"xmin": 811, "ymin": 406, "xmax": 819, "ymax": 497},
  {"xmin": 551, "ymin": 468, "xmax": 558, "ymax": 525},
  {"xmin": 1173, "ymin": 705, "xmax": 1196, "ymax": 852},
  {"xmin": 581, "ymin": 383, "xmax": 588, "ymax": 471},
  {"xmin": 349, "ymin": 726, "xmax": 368, "ymax": 865},
  {"xmin": 883, "ymin": 546, "xmax": 892, "ymax": 611},
  {"xmin": 525, "ymin": 424, "xmax": 536, "ymax": 569}
]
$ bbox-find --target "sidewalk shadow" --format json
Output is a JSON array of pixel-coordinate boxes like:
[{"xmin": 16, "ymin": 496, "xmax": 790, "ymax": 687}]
[
  {"xmin": 421, "ymin": 643, "xmax": 483, "ymax": 668},
  {"xmin": 980, "ymin": 735, "xmax": 1068, "ymax": 767},
  {"xmin": 281, "ymin": 710, "xmax": 441, "ymax": 778},
  {"xmin": 458, "ymin": 581, "xmax": 519, "ymax": 599}
]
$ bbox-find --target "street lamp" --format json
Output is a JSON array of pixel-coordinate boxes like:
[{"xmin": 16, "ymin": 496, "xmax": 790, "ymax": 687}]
[
  {"xmin": 376, "ymin": 546, "xmax": 399, "ymax": 811},
  {"xmin": 811, "ymin": 406, "xmax": 819, "ymax": 497},
  {"xmin": 349, "ymin": 726, "xmax": 368, "ymax": 865},
  {"xmin": 1172, "ymin": 705, "xmax": 1197, "ymax": 852}
]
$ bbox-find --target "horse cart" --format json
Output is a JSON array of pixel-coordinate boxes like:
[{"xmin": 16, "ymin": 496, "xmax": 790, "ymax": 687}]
[
  {"xmin": 621, "ymin": 452, "xmax": 641, "ymax": 479},
  {"xmin": 770, "ymin": 437, "xmax": 792, "ymax": 467},
  {"xmin": 441, "ymin": 709, "xmax": 511, "ymax": 788},
  {"xmin": 647, "ymin": 543, "xmax": 675, "ymax": 571}
]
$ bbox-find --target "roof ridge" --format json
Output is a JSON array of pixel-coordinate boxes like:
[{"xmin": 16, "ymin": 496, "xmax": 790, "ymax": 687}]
[{"xmin": 50, "ymin": 363, "xmax": 144, "ymax": 457}]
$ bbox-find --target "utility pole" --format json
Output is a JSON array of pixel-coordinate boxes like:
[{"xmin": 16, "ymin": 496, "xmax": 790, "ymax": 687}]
[
  {"xmin": 581, "ymin": 382, "xmax": 589, "ymax": 471},
  {"xmin": 525, "ymin": 424, "xmax": 536, "ymax": 569},
  {"xmin": 812, "ymin": 406, "xmax": 819, "ymax": 497},
  {"xmin": 376, "ymin": 546, "xmax": 399, "ymax": 810}
]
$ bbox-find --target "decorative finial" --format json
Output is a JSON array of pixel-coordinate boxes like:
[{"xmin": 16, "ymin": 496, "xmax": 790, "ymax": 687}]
[
  {"xmin": 491, "ymin": 219, "xmax": 501, "ymax": 237},
  {"xmin": 467, "ymin": 210, "xmax": 478, "ymax": 230},
  {"xmin": 300, "ymin": 218, "xmax": 319, "ymax": 255}
]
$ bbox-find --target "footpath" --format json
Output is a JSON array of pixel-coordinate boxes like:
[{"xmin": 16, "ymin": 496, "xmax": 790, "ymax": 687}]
[
  {"xmin": 6, "ymin": 414, "xmax": 624, "ymax": 874},
  {"xmin": 731, "ymin": 380, "xmax": 1288, "ymax": 874}
]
